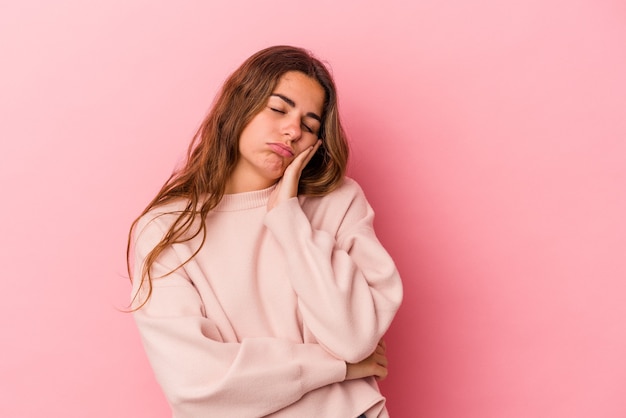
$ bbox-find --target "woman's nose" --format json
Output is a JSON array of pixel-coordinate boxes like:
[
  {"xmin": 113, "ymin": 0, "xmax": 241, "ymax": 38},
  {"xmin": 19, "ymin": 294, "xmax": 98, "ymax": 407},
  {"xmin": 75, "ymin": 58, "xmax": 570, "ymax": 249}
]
[{"xmin": 282, "ymin": 117, "xmax": 302, "ymax": 141}]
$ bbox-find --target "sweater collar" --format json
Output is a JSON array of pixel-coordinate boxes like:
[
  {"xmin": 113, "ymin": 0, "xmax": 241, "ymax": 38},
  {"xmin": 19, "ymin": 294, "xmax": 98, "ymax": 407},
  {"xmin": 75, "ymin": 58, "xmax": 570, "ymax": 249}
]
[{"xmin": 213, "ymin": 184, "xmax": 277, "ymax": 212}]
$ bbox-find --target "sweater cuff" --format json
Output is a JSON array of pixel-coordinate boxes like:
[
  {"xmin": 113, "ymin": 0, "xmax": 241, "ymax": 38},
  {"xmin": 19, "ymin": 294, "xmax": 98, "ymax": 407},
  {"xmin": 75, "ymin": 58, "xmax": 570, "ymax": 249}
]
[{"xmin": 295, "ymin": 344, "xmax": 347, "ymax": 393}]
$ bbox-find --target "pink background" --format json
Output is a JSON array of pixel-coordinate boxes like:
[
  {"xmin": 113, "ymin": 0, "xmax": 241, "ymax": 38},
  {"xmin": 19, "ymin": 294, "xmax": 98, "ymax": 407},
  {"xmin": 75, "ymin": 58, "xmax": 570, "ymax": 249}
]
[{"xmin": 1, "ymin": 1, "xmax": 625, "ymax": 417}]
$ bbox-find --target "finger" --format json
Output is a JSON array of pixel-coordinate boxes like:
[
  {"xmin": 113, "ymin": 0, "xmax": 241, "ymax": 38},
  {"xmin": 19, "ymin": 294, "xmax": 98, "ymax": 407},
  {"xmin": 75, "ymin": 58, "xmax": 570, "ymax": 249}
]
[
  {"xmin": 282, "ymin": 150, "xmax": 310, "ymax": 180},
  {"xmin": 303, "ymin": 140, "xmax": 322, "ymax": 166},
  {"xmin": 373, "ymin": 351, "xmax": 388, "ymax": 368},
  {"xmin": 290, "ymin": 140, "xmax": 321, "ymax": 172},
  {"xmin": 375, "ymin": 363, "xmax": 389, "ymax": 381},
  {"xmin": 378, "ymin": 355, "xmax": 388, "ymax": 368}
]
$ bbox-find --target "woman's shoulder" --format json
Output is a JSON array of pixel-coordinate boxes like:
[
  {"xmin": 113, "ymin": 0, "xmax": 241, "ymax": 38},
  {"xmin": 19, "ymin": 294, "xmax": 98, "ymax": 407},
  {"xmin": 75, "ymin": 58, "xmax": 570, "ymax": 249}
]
[
  {"xmin": 322, "ymin": 176, "xmax": 367, "ymax": 202},
  {"xmin": 300, "ymin": 176, "xmax": 370, "ymax": 212},
  {"xmin": 297, "ymin": 177, "xmax": 376, "ymax": 235},
  {"xmin": 135, "ymin": 199, "xmax": 192, "ymax": 236},
  {"xmin": 336, "ymin": 176, "xmax": 365, "ymax": 194}
]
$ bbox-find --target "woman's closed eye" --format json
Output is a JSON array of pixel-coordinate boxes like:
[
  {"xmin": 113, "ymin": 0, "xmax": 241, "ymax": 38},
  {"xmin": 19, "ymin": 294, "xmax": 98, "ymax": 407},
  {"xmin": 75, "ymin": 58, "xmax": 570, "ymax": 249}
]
[
  {"xmin": 270, "ymin": 106, "xmax": 315, "ymax": 133},
  {"xmin": 269, "ymin": 107, "xmax": 285, "ymax": 114},
  {"xmin": 302, "ymin": 122, "xmax": 314, "ymax": 133}
]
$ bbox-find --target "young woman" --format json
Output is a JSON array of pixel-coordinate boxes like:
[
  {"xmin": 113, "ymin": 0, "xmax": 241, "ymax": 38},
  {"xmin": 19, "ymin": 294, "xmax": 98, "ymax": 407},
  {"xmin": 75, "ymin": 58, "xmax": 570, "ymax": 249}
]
[{"xmin": 128, "ymin": 45, "xmax": 403, "ymax": 418}]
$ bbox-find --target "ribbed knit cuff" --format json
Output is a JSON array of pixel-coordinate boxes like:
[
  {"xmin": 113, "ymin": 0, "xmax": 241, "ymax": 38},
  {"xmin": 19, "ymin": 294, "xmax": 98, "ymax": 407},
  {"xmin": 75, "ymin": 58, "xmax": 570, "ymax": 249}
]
[{"xmin": 294, "ymin": 343, "xmax": 347, "ymax": 395}]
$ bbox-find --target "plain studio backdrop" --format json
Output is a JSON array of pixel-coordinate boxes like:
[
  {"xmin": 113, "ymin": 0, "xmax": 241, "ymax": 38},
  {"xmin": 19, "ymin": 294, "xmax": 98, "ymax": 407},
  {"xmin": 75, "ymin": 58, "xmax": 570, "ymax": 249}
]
[{"xmin": 1, "ymin": 1, "xmax": 625, "ymax": 417}]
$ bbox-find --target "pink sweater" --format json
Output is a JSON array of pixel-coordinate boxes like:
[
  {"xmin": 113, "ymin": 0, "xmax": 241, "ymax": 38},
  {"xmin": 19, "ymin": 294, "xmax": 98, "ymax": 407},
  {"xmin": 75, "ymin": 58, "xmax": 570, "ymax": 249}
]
[{"xmin": 131, "ymin": 177, "xmax": 403, "ymax": 418}]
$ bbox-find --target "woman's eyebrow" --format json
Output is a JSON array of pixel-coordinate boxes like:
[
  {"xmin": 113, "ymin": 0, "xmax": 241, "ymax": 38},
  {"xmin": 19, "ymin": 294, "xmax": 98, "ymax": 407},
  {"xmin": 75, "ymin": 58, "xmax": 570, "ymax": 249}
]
[{"xmin": 271, "ymin": 93, "xmax": 322, "ymax": 122}]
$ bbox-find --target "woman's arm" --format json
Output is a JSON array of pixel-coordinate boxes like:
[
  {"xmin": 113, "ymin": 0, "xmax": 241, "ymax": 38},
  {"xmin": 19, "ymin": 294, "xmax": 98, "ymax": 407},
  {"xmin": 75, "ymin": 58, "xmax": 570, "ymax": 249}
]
[
  {"xmin": 131, "ymin": 218, "xmax": 346, "ymax": 417},
  {"xmin": 266, "ymin": 145, "xmax": 403, "ymax": 364},
  {"xmin": 264, "ymin": 189, "xmax": 403, "ymax": 364},
  {"xmin": 346, "ymin": 339, "xmax": 389, "ymax": 381}
]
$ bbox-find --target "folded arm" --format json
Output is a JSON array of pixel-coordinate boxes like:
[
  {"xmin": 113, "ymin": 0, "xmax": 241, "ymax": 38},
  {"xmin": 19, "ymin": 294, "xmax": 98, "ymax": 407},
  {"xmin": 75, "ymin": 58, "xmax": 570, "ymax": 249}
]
[
  {"xmin": 131, "ymin": 218, "xmax": 346, "ymax": 417},
  {"xmin": 264, "ymin": 183, "xmax": 403, "ymax": 363}
]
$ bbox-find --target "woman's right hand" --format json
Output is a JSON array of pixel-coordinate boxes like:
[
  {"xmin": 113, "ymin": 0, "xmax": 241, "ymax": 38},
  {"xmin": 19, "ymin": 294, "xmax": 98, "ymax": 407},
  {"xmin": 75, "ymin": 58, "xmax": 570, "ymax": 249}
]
[
  {"xmin": 267, "ymin": 140, "xmax": 321, "ymax": 212},
  {"xmin": 345, "ymin": 339, "xmax": 388, "ymax": 381}
]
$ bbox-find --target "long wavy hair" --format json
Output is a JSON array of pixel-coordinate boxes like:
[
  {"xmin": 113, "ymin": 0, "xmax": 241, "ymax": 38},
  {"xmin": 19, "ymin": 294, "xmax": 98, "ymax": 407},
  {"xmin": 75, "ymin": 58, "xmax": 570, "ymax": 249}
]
[{"xmin": 127, "ymin": 45, "xmax": 349, "ymax": 309}]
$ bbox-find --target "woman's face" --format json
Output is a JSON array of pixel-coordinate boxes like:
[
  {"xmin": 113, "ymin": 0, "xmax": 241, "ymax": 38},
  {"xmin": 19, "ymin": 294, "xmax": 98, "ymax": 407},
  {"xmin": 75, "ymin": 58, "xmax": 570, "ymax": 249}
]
[{"xmin": 228, "ymin": 71, "xmax": 325, "ymax": 193}]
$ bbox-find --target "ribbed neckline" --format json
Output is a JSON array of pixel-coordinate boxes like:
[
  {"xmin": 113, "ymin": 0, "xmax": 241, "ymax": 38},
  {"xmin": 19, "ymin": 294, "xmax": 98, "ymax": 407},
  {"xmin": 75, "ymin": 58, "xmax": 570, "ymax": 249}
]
[{"xmin": 213, "ymin": 184, "xmax": 277, "ymax": 212}]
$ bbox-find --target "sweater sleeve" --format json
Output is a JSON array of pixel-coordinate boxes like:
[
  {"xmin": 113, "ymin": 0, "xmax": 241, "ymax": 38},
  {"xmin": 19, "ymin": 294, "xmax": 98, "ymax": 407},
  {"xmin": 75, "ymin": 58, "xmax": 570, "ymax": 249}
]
[
  {"xmin": 263, "ymin": 180, "xmax": 404, "ymax": 364},
  {"xmin": 130, "ymin": 217, "xmax": 346, "ymax": 418}
]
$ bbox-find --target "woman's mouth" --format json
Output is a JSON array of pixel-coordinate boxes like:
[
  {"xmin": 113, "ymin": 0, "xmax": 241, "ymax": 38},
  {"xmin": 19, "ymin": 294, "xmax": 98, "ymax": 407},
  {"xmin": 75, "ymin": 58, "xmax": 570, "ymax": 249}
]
[{"xmin": 268, "ymin": 143, "xmax": 294, "ymax": 158}]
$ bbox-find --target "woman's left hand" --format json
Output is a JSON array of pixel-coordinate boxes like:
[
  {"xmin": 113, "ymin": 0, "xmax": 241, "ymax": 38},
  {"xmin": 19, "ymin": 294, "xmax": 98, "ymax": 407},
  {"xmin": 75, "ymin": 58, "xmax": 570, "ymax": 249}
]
[{"xmin": 267, "ymin": 140, "xmax": 321, "ymax": 211}]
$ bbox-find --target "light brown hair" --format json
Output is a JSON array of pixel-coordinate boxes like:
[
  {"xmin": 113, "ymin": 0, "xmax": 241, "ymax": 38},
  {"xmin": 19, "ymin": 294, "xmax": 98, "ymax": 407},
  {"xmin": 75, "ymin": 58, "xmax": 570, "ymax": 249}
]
[{"xmin": 127, "ymin": 45, "xmax": 349, "ymax": 309}]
